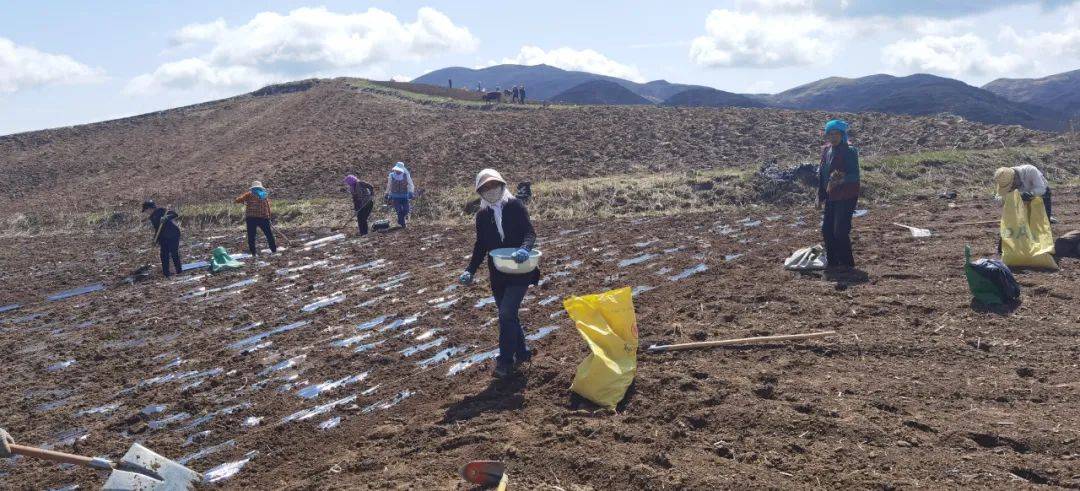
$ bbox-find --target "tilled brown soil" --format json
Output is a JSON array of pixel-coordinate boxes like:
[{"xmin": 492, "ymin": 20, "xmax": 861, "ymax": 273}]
[{"xmin": 1, "ymin": 195, "xmax": 1078, "ymax": 489}]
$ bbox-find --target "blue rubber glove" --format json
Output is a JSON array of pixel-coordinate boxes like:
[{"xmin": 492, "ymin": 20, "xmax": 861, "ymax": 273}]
[
  {"xmin": 459, "ymin": 271, "xmax": 473, "ymax": 285},
  {"xmin": 511, "ymin": 248, "xmax": 530, "ymax": 263}
]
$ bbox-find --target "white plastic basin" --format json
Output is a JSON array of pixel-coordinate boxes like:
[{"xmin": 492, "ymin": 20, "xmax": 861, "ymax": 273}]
[{"xmin": 489, "ymin": 248, "xmax": 542, "ymax": 274}]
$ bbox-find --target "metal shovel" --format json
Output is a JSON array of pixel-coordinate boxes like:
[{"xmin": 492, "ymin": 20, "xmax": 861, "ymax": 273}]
[
  {"xmin": 461, "ymin": 460, "xmax": 508, "ymax": 489},
  {"xmin": 893, "ymin": 222, "xmax": 933, "ymax": 238},
  {"xmin": 9, "ymin": 441, "xmax": 201, "ymax": 490}
]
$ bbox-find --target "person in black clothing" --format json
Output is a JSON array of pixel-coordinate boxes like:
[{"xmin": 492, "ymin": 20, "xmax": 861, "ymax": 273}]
[
  {"xmin": 511, "ymin": 85, "xmax": 520, "ymax": 103},
  {"xmin": 460, "ymin": 168, "xmax": 539, "ymax": 379},
  {"xmin": 518, "ymin": 85, "xmax": 526, "ymax": 104},
  {"xmin": 344, "ymin": 174, "xmax": 375, "ymax": 235},
  {"xmin": 142, "ymin": 200, "xmax": 182, "ymax": 277},
  {"xmin": 817, "ymin": 119, "xmax": 860, "ymax": 270}
]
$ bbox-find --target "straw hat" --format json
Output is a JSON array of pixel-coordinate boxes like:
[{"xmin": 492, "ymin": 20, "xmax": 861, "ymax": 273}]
[{"xmin": 994, "ymin": 167, "xmax": 1015, "ymax": 195}]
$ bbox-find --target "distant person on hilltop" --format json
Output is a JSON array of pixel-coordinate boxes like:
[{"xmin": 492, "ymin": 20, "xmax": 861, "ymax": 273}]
[
  {"xmin": 817, "ymin": 119, "xmax": 860, "ymax": 271},
  {"xmin": 460, "ymin": 169, "xmax": 539, "ymax": 379},
  {"xmin": 995, "ymin": 165, "xmax": 1055, "ymax": 223},
  {"xmin": 448, "ymin": 78, "xmax": 452, "ymax": 89},
  {"xmin": 142, "ymin": 199, "xmax": 182, "ymax": 277},
  {"xmin": 344, "ymin": 174, "xmax": 375, "ymax": 236},
  {"xmin": 511, "ymin": 85, "xmax": 520, "ymax": 103},
  {"xmin": 385, "ymin": 162, "xmax": 416, "ymax": 228},
  {"xmin": 519, "ymin": 85, "xmax": 526, "ymax": 104},
  {"xmin": 235, "ymin": 180, "xmax": 277, "ymax": 256}
]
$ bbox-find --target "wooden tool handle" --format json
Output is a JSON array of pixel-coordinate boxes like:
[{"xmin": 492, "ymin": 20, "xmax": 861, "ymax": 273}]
[
  {"xmin": 947, "ymin": 220, "xmax": 999, "ymax": 227},
  {"xmin": 648, "ymin": 331, "xmax": 837, "ymax": 352},
  {"xmin": 9, "ymin": 444, "xmax": 111, "ymax": 469}
]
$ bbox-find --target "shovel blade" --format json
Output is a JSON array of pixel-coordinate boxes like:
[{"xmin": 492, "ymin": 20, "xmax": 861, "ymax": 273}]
[
  {"xmin": 102, "ymin": 443, "xmax": 201, "ymax": 491},
  {"xmin": 461, "ymin": 460, "xmax": 506, "ymax": 487}
]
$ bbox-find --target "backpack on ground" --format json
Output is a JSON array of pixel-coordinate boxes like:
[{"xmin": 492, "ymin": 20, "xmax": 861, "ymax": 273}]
[{"xmin": 964, "ymin": 245, "xmax": 1020, "ymax": 305}]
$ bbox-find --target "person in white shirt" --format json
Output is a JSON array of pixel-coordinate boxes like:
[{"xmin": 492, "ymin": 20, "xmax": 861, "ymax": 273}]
[{"xmin": 995, "ymin": 165, "xmax": 1055, "ymax": 223}]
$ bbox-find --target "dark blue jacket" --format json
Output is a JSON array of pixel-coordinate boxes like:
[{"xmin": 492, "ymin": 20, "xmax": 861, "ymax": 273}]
[
  {"xmin": 150, "ymin": 208, "xmax": 181, "ymax": 242},
  {"xmin": 467, "ymin": 198, "xmax": 539, "ymax": 289}
]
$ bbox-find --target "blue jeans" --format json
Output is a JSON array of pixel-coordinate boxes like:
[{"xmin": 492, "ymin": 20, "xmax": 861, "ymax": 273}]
[
  {"xmin": 245, "ymin": 217, "xmax": 277, "ymax": 255},
  {"xmin": 391, "ymin": 198, "xmax": 410, "ymax": 227},
  {"xmin": 493, "ymin": 283, "xmax": 530, "ymax": 367}
]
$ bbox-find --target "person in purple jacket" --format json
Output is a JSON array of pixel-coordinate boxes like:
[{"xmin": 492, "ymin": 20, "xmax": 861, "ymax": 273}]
[{"xmin": 817, "ymin": 119, "xmax": 860, "ymax": 270}]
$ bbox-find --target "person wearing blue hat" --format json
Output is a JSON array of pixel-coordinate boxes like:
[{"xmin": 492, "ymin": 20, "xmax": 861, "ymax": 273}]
[
  {"xmin": 818, "ymin": 119, "xmax": 860, "ymax": 270},
  {"xmin": 460, "ymin": 168, "xmax": 539, "ymax": 379}
]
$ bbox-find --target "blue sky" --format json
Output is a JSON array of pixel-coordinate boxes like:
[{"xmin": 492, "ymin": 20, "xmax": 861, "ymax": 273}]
[{"xmin": 2, "ymin": 0, "xmax": 1080, "ymax": 135}]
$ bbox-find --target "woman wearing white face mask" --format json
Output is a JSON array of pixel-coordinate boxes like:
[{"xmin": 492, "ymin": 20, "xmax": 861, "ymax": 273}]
[{"xmin": 460, "ymin": 168, "xmax": 539, "ymax": 379}]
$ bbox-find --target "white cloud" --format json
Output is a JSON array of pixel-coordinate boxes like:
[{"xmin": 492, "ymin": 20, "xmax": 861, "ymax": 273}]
[
  {"xmin": 129, "ymin": 7, "xmax": 477, "ymax": 94},
  {"xmin": 170, "ymin": 18, "xmax": 228, "ymax": 46},
  {"xmin": 690, "ymin": 9, "xmax": 846, "ymax": 68},
  {"xmin": 127, "ymin": 58, "xmax": 276, "ymax": 93},
  {"xmin": 999, "ymin": 4, "xmax": 1080, "ymax": 62},
  {"xmin": 0, "ymin": 37, "xmax": 103, "ymax": 93},
  {"xmin": 734, "ymin": 0, "xmax": 814, "ymax": 11},
  {"xmin": 904, "ymin": 17, "xmax": 976, "ymax": 35},
  {"xmin": 499, "ymin": 46, "xmax": 645, "ymax": 82},
  {"xmin": 882, "ymin": 33, "xmax": 1032, "ymax": 78}
]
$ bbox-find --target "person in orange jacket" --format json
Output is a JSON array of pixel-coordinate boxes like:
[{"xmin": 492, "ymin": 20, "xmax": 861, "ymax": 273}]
[{"xmin": 234, "ymin": 180, "xmax": 277, "ymax": 256}]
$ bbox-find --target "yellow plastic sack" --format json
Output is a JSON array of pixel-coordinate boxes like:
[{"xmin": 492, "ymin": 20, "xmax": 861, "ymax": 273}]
[
  {"xmin": 1001, "ymin": 191, "xmax": 1057, "ymax": 269},
  {"xmin": 563, "ymin": 287, "xmax": 638, "ymax": 408}
]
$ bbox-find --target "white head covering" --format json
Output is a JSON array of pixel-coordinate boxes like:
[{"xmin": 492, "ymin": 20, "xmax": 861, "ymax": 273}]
[
  {"xmin": 476, "ymin": 169, "xmax": 514, "ymax": 210},
  {"xmin": 475, "ymin": 168, "xmax": 505, "ymax": 191},
  {"xmin": 387, "ymin": 162, "xmax": 415, "ymax": 193}
]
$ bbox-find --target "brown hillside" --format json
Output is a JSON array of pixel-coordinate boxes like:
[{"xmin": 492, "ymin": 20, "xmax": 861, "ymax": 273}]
[{"xmin": 0, "ymin": 78, "xmax": 1052, "ymax": 216}]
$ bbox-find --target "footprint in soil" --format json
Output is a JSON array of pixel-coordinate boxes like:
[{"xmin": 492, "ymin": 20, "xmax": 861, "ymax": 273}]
[
  {"xmin": 1010, "ymin": 468, "xmax": 1058, "ymax": 486},
  {"xmin": 903, "ymin": 420, "xmax": 937, "ymax": 434},
  {"xmin": 645, "ymin": 452, "xmax": 674, "ymax": 470},
  {"xmin": 753, "ymin": 383, "xmax": 777, "ymax": 400},
  {"xmin": 967, "ymin": 432, "xmax": 1030, "ymax": 453},
  {"xmin": 870, "ymin": 400, "xmax": 906, "ymax": 415},
  {"xmin": 752, "ymin": 373, "xmax": 779, "ymax": 399},
  {"xmin": 678, "ymin": 378, "xmax": 701, "ymax": 392}
]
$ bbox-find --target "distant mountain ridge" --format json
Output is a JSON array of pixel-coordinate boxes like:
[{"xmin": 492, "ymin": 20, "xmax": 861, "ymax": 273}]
[
  {"xmin": 413, "ymin": 64, "xmax": 706, "ymax": 103},
  {"xmin": 550, "ymin": 80, "xmax": 651, "ymax": 105},
  {"xmin": 414, "ymin": 64, "xmax": 1074, "ymax": 131},
  {"xmin": 984, "ymin": 69, "xmax": 1080, "ymax": 123},
  {"xmin": 755, "ymin": 73, "xmax": 1063, "ymax": 130},
  {"xmin": 662, "ymin": 87, "xmax": 765, "ymax": 109}
]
